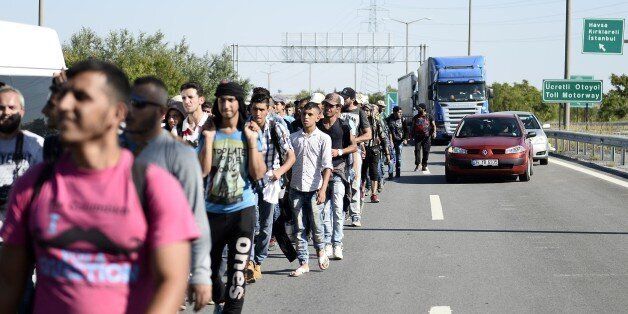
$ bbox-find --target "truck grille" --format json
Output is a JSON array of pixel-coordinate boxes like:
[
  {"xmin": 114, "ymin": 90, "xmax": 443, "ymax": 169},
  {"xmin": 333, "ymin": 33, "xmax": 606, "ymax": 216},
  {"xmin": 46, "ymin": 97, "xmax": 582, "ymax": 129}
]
[{"xmin": 444, "ymin": 106, "xmax": 481, "ymax": 134}]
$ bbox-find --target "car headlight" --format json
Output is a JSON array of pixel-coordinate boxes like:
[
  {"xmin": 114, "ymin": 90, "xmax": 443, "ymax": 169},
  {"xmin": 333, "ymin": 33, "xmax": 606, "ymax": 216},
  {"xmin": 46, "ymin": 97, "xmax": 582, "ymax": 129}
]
[
  {"xmin": 505, "ymin": 145, "xmax": 525, "ymax": 154},
  {"xmin": 448, "ymin": 146, "xmax": 467, "ymax": 154}
]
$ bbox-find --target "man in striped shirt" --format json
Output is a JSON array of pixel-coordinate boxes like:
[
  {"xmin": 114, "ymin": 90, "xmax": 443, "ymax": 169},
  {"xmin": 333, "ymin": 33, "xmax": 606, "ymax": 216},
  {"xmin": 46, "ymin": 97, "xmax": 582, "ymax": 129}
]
[{"xmin": 246, "ymin": 92, "xmax": 295, "ymax": 283}]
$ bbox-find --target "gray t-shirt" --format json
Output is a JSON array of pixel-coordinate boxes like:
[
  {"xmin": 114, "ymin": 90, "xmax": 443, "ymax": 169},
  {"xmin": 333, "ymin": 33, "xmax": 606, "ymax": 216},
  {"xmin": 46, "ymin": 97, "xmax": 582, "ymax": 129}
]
[
  {"xmin": 134, "ymin": 130, "xmax": 211, "ymax": 285},
  {"xmin": 0, "ymin": 130, "xmax": 44, "ymax": 186}
]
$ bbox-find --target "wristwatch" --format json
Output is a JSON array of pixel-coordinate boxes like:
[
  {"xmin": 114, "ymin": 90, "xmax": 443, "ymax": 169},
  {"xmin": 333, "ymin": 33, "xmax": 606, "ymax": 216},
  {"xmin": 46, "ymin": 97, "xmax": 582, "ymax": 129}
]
[{"xmin": 338, "ymin": 149, "xmax": 344, "ymax": 156}]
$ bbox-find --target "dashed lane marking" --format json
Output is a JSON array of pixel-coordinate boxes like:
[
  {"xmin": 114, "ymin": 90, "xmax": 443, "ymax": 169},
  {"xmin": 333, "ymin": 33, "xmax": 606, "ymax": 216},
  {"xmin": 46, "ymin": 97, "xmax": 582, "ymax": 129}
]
[
  {"xmin": 429, "ymin": 306, "xmax": 452, "ymax": 314},
  {"xmin": 430, "ymin": 195, "xmax": 444, "ymax": 220},
  {"xmin": 551, "ymin": 158, "xmax": 628, "ymax": 189}
]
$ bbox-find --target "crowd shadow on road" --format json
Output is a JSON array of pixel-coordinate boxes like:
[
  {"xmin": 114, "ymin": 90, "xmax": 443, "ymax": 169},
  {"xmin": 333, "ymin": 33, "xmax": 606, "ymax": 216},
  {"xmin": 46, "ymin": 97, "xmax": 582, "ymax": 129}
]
[
  {"xmin": 395, "ymin": 174, "xmax": 448, "ymax": 185},
  {"xmin": 394, "ymin": 173, "xmax": 518, "ymax": 185},
  {"xmin": 345, "ymin": 228, "xmax": 628, "ymax": 235}
]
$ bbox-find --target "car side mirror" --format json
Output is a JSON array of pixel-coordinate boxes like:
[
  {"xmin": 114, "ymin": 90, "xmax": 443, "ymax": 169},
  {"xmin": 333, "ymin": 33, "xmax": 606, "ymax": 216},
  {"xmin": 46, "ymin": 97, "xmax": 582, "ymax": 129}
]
[
  {"xmin": 542, "ymin": 123, "xmax": 551, "ymax": 129},
  {"xmin": 526, "ymin": 131, "xmax": 537, "ymax": 138},
  {"xmin": 487, "ymin": 87, "xmax": 494, "ymax": 99},
  {"xmin": 428, "ymin": 85, "xmax": 434, "ymax": 100}
]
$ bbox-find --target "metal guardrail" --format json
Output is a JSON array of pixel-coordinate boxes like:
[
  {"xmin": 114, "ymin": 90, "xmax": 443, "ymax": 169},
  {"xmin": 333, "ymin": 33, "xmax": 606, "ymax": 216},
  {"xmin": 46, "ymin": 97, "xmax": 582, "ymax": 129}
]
[{"xmin": 545, "ymin": 130, "xmax": 628, "ymax": 165}]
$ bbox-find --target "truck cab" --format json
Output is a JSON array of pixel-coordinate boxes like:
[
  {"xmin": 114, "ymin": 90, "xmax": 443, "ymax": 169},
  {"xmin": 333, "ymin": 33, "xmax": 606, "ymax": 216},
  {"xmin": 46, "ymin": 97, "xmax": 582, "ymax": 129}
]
[{"xmin": 418, "ymin": 56, "xmax": 491, "ymax": 141}]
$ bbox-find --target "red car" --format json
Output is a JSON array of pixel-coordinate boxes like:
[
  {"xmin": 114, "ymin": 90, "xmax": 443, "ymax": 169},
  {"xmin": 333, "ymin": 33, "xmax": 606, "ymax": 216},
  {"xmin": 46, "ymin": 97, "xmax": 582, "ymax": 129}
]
[{"xmin": 445, "ymin": 113, "xmax": 535, "ymax": 182}]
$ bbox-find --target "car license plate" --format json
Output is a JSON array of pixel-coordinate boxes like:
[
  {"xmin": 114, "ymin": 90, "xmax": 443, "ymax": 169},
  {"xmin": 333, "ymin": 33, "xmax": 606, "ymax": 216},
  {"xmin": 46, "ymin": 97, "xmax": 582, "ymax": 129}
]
[{"xmin": 472, "ymin": 159, "xmax": 498, "ymax": 166}]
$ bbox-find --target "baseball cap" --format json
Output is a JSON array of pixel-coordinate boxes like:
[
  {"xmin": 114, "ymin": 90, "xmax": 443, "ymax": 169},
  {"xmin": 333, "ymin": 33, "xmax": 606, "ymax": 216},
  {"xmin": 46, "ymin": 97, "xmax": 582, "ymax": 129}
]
[
  {"xmin": 322, "ymin": 93, "xmax": 342, "ymax": 106},
  {"xmin": 377, "ymin": 100, "xmax": 385, "ymax": 108},
  {"xmin": 339, "ymin": 87, "xmax": 356, "ymax": 99},
  {"xmin": 311, "ymin": 92, "xmax": 325, "ymax": 104},
  {"xmin": 356, "ymin": 93, "xmax": 369, "ymax": 105}
]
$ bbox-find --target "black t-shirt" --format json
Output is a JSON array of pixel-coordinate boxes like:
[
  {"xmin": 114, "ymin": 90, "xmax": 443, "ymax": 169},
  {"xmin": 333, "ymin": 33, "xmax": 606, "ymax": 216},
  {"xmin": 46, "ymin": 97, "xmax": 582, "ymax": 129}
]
[{"xmin": 318, "ymin": 119, "xmax": 351, "ymax": 168}]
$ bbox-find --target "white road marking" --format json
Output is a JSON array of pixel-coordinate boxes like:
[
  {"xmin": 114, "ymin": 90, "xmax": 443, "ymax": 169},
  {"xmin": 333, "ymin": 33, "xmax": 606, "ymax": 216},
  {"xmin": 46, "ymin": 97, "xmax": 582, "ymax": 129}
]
[
  {"xmin": 429, "ymin": 306, "xmax": 452, "ymax": 314},
  {"xmin": 551, "ymin": 158, "xmax": 628, "ymax": 189},
  {"xmin": 430, "ymin": 195, "xmax": 444, "ymax": 220}
]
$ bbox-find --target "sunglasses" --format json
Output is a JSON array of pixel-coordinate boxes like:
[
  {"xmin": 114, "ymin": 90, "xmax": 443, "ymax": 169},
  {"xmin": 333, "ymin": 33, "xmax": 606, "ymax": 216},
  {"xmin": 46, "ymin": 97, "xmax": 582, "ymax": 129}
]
[{"xmin": 324, "ymin": 103, "xmax": 341, "ymax": 108}]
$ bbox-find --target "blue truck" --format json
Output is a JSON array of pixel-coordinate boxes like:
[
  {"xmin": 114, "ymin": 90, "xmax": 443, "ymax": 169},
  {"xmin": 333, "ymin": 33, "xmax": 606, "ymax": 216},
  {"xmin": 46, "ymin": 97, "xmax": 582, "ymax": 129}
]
[{"xmin": 398, "ymin": 55, "xmax": 491, "ymax": 142}]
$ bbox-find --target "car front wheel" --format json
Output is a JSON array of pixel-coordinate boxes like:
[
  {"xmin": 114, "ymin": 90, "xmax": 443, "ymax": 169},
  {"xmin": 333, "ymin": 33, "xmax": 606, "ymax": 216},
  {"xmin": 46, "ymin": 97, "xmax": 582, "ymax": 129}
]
[{"xmin": 540, "ymin": 158, "xmax": 549, "ymax": 165}]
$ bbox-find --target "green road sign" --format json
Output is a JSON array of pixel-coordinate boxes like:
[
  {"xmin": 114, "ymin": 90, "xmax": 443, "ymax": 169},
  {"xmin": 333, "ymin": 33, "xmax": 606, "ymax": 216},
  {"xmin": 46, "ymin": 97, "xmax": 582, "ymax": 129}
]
[
  {"xmin": 582, "ymin": 18, "xmax": 624, "ymax": 54},
  {"xmin": 542, "ymin": 79, "xmax": 603, "ymax": 103},
  {"xmin": 569, "ymin": 75, "xmax": 598, "ymax": 108},
  {"xmin": 385, "ymin": 92, "xmax": 398, "ymax": 116}
]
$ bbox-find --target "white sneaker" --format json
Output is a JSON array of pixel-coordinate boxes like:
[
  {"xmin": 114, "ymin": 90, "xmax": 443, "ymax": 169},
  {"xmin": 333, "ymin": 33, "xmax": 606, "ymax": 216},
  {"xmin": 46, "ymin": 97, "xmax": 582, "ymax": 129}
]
[
  {"xmin": 333, "ymin": 246, "xmax": 343, "ymax": 260},
  {"xmin": 325, "ymin": 244, "xmax": 333, "ymax": 258}
]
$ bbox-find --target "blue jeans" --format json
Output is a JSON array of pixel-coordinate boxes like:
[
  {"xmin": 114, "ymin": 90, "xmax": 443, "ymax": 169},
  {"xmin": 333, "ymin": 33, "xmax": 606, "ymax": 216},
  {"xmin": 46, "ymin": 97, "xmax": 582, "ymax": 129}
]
[
  {"xmin": 322, "ymin": 174, "xmax": 345, "ymax": 247},
  {"xmin": 251, "ymin": 191, "xmax": 276, "ymax": 265},
  {"xmin": 290, "ymin": 188, "xmax": 325, "ymax": 264},
  {"xmin": 393, "ymin": 141, "xmax": 403, "ymax": 176}
]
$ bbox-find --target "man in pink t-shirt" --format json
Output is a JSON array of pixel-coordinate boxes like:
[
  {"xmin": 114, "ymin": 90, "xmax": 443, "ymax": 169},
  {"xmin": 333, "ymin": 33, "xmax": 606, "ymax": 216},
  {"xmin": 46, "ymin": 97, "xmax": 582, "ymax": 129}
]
[{"xmin": 0, "ymin": 60, "xmax": 199, "ymax": 313}]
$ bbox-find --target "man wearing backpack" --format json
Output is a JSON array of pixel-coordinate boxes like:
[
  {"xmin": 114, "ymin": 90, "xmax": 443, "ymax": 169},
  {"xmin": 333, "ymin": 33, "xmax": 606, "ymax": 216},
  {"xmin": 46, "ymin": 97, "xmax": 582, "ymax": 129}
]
[
  {"xmin": 411, "ymin": 103, "xmax": 436, "ymax": 172},
  {"xmin": 122, "ymin": 76, "xmax": 212, "ymax": 312},
  {"xmin": 245, "ymin": 91, "xmax": 295, "ymax": 283},
  {"xmin": 0, "ymin": 60, "xmax": 200, "ymax": 313}
]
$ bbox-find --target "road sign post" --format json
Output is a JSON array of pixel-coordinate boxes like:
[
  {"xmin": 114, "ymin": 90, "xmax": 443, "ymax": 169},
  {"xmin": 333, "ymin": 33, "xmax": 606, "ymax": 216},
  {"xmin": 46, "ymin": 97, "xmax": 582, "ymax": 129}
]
[
  {"xmin": 582, "ymin": 18, "xmax": 625, "ymax": 54},
  {"xmin": 542, "ymin": 79, "xmax": 603, "ymax": 103}
]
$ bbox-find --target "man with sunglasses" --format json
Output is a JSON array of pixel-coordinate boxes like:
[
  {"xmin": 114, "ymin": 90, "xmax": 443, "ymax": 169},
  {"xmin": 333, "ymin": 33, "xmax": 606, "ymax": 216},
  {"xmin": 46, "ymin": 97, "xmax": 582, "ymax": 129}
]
[
  {"xmin": 122, "ymin": 76, "xmax": 212, "ymax": 311},
  {"xmin": 339, "ymin": 87, "xmax": 371, "ymax": 227},
  {"xmin": 317, "ymin": 93, "xmax": 356, "ymax": 260}
]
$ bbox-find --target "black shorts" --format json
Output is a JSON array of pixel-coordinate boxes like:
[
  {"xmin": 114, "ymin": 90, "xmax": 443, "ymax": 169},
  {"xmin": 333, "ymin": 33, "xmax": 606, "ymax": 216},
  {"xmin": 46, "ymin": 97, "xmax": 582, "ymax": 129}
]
[{"xmin": 361, "ymin": 147, "xmax": 381, "ymax": 181}]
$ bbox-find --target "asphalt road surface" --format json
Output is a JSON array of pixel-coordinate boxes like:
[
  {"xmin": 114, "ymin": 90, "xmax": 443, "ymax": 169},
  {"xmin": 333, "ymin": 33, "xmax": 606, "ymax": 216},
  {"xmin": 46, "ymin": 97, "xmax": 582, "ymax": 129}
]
[{"xmin": 187, "ymin": 145, "xmax": 628, "ymax": 313}]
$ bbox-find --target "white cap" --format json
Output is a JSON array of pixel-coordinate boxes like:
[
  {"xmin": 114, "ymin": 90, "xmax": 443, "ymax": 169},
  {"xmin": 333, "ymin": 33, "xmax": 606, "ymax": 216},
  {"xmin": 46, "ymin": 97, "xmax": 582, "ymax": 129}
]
[
  {"xmin": 356, "ymin": 93, "xmax": 369, "ymax": 105},
  {"xmin": 311, "ymin": 92, "xmax": 325, "ymax": 104}
]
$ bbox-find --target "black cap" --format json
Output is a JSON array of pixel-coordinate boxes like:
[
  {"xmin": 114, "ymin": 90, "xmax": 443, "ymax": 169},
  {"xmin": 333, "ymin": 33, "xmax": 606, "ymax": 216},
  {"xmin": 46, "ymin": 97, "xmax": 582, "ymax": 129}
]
[{"xmin": 339, "ymin": 87, "xmax": 356, "ymax": 99}]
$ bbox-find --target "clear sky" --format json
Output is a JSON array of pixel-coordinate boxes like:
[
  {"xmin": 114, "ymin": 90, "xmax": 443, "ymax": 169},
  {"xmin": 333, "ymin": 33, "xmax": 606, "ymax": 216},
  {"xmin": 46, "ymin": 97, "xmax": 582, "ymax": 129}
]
[{"xmin": 3, "ymin": 0, "xmax": 627, "ymax": 95}]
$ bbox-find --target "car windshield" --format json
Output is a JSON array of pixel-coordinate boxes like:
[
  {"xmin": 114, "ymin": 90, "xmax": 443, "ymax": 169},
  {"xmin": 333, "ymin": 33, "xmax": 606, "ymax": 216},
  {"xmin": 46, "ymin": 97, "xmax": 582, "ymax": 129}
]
[
  {"xmin": 456, "ymin": 117, "xmax": 522, "ymax": 138},
  {"xmin": 436, "ymin": 83, "xmax": 486, "ymax": 102},
  {"xmin": 517, "ymin": 114, "xmax": 541, "ymax": 130}
]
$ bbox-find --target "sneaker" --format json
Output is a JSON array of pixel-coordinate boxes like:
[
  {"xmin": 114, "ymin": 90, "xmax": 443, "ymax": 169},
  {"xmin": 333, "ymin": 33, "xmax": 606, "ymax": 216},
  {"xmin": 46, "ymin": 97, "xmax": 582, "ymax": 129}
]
[
  {"xmin": 351, "ymin": 219, "xmax": 362, "ymax": 227},
  {"xmin": 333, "ymin": 246, "xmax": 344, "ymax": 260},
  {"xmin": 414, "ymin": 165, "xmax": 420, "ymax": 171},
  {"xmin": 371, "ymin": 194, "xmax": 380, "ymax": 203},
  {"xmin": 421, "ymin": 166, "xmax": 428, "ymax": 171},
  {"xmin": 244, "ymin": 261, "xmax": 255, "ymax": 284},
  {"xmin": 325, "ymin": 244, "xmax": 333, "ymax": 258},
  {"xmin": 253, "ymin": 264, "xmax": 262, "ymax": 281}
]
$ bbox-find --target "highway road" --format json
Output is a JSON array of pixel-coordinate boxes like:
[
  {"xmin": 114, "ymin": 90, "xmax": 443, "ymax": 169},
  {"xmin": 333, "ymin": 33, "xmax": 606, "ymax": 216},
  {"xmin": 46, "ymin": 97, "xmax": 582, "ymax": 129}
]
[{"xmin": 189, "ymin": 145, "xmax": 628, "ymax": 313}]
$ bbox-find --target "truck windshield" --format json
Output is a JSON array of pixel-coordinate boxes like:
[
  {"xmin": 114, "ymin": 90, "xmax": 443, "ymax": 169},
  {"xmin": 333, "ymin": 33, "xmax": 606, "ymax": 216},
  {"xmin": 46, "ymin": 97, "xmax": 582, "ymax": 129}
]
[
  {"xmin": 456, "ymin": 117, "xmax": 522, "ymax": 138},
  {"xmin": 436, "ymin": 83, "xmax": 485, "ymax": 102}
]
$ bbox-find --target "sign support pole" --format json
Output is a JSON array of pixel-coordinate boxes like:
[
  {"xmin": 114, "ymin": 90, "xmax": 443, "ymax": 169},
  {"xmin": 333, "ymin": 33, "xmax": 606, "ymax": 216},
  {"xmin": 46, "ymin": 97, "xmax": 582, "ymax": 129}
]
[{"xmin": 564, "ymin": 0, "xmax": 571, "ymax": 130}]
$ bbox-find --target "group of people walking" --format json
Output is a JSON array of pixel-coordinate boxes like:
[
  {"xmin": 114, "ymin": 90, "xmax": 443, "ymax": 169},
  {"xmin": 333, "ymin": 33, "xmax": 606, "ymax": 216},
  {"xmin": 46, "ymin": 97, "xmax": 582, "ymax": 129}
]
[{"xmin": 0, "ymin": 59, "xmax": 433, "ymax": 313}]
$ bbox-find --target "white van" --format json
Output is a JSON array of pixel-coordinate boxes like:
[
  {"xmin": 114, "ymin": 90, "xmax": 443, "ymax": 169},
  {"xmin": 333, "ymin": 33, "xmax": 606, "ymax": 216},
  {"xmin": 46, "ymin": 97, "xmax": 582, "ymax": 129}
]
[{"xmin": 0, "ymin": 20, "xmax": 66, "ymax": 122}]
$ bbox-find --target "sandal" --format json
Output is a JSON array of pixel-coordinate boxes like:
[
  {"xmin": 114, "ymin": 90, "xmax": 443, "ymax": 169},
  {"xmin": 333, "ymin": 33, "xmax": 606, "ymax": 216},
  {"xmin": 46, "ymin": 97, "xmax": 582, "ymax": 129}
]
[
  {"xmin": 289, "ymin": 264, "xmax": 309, "ymax": 277},
  {"xmin": 318, "ymin": 250, "xmax": 330, "ymax": 270}
]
